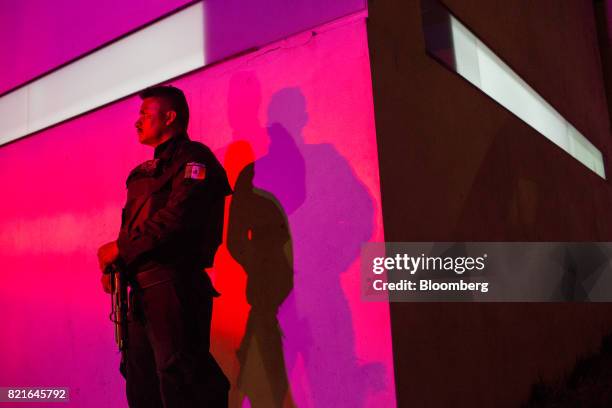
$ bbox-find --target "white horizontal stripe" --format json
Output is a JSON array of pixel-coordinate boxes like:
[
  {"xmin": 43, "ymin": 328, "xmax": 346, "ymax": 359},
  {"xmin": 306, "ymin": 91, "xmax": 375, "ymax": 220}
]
[
  {"xmin": 0, "ymin": 2, "xmax": 205, "ymax": 146},
  {"xmin": 0, "ymin": 88, "xmax": 28, "ymax": 146},
  {"xmin": 451, "ymin": 16, "xmax": 605, "ymax": 179}
]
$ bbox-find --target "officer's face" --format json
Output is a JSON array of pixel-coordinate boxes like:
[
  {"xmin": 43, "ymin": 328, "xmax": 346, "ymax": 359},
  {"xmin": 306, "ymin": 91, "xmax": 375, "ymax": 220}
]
[{"xmin": 135, "ymin": 97, "xmax": 172, "ymax": 146}]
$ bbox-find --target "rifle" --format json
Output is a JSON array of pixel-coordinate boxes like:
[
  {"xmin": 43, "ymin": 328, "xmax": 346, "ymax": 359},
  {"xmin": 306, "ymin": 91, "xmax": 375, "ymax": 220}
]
[{"xmin": 106, "ymin": 263, "xmax": 128, "ymax": 373}]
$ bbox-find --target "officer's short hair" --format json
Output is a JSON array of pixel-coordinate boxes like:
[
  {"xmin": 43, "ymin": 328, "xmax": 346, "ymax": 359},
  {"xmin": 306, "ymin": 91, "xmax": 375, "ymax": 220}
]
[{"xmin": 139, "ymin": 85, "xmax": 189, "ymax": 131}]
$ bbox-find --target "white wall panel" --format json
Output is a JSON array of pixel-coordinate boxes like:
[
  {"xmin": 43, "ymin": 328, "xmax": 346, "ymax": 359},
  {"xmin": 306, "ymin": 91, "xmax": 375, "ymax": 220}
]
[
  {"xmin": 0, "ymin": 88, "xmax": 28, "ymax": 146},
  {"xmin": 0, "ymin": 2, "xmax": 205, "ymax": 145},
  {"xmin": 450, "ymin": 16, "xmax": 605, "ymax": 179}
]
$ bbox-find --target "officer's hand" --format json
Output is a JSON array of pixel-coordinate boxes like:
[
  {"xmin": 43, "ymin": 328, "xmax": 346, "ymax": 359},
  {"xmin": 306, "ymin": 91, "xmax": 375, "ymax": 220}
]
[
  {"xmin": 97, "ymin": 240, "xmax": 119, "ymax": 271},
  {"xmin": 101, "ymin": 274, "xmax": 112, "ymax": 294}
]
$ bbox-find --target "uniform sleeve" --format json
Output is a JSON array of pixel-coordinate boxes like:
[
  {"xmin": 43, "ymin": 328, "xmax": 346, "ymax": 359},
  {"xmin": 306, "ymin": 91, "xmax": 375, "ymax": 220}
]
[{"xmin": 117, "ymin": 151, "xmax": 227, "ymax": 266}]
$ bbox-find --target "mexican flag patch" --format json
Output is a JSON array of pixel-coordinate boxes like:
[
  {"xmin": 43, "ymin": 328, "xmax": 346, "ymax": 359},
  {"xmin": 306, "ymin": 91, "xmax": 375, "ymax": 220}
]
[{"xmin": 185, "ymin": 162, "xmax": 206, "ymax": 180}]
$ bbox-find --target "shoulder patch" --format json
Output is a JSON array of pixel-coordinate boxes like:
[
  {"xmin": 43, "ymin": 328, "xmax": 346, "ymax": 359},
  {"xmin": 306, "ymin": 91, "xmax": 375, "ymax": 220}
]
[{"xmin": 185, "ymin": 162, "xmax": 206, "ymax": 180}]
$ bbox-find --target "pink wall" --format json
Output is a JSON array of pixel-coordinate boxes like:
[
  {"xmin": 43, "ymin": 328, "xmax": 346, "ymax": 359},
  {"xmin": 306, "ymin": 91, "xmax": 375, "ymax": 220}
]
[
  {"xmin": 0, "ymin": 0, "xmax": 366, "ymax": 97},
  {"xmin": 203, "ymin": 0, "xmax": 365, "ymax": 63},
  {"xmin": 0, "ymin": 0, "xmax": 193, "ymax": 95},
  {"xmin": 0, "ymin": 14, "xmax": 395, "ymax": 407}
]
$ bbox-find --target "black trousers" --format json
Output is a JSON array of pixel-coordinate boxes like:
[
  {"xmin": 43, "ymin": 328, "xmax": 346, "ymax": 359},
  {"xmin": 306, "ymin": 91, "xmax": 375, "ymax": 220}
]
[{"xmin": 125, "ymin": 270, "xmax": 229, "ymax": 407}]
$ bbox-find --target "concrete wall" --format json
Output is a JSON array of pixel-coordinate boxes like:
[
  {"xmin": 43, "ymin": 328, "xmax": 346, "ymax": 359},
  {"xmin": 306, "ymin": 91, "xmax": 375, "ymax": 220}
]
[
  {"xmin": 0, "ymin": 4, "xmax": 395, "ymax": 406},
  {"xmin": 367, "ymin": 0, "xmax": 612, "ymax": 406},
  {"xmin": 595, "ymin": 0, "xmax": 612, "ymax": 125}
]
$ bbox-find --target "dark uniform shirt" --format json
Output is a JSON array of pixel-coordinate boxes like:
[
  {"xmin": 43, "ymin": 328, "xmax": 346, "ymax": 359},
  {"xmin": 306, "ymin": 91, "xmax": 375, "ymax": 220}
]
[
  {"xmin": 114, "ymin": 132, "xmax": 232, "ymax": 407},
  {"xmin": 116, "ymin": 132, "xmax": 232, "ymax": 285}
]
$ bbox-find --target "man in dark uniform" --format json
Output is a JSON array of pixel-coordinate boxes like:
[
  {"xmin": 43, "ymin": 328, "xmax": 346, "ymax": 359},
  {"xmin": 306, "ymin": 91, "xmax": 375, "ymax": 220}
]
[{"xmin": 97, "ymin": 85, "xmax": 231, "ymax": 407}]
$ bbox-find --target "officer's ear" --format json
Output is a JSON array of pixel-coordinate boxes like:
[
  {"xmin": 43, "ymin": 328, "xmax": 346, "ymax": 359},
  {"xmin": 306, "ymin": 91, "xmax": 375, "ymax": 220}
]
[{"xmin": 164, "ymin": 110, "xmax": 177, "ymax": 127}]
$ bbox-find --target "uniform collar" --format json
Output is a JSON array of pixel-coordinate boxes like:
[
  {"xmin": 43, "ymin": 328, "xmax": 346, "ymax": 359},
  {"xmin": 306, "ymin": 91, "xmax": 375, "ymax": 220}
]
[{"xmin": 154, "ymin": 132, "xmax": 189, "ymax": 162}]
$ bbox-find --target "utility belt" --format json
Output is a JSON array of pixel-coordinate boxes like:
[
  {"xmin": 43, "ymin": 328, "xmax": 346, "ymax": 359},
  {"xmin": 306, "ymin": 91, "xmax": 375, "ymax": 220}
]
[
  {"xmin": 129, "ymin": 267, "xmax": 178, "ymax": 289},
  {"xmin": 129, "ymin": 263, "xmax": 221, "ymax": 297}
]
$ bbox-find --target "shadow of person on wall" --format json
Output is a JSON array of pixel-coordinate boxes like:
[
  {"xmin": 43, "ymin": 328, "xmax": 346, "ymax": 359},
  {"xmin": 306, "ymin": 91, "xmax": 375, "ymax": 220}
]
[
  {"xmin": 224, "ymin": 72, "xmax": 299, "ymax": 407},
  {"xmin": 227, "ymin": 157, "xmax": 295, "ymax": 407},
  {"xmin": 256, "ymin": 87, "xmax": 385, "ymax": 407}
]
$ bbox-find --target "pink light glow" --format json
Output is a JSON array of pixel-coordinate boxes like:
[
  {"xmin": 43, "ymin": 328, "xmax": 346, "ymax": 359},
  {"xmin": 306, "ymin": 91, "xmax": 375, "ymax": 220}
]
[{"xmin": 0, "ymin": 14, "xmax": 394, "ymax": 407}]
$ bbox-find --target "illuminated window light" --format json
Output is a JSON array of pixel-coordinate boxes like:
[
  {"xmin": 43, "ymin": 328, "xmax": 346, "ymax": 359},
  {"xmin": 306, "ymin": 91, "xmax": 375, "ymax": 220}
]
[
  {"xmin": 422, "ymin": 0, "xmax": 606, "ymax": 179},
  {"xmin": 0, "ymin": 2, "xmax": 205, "ymax": 146}
]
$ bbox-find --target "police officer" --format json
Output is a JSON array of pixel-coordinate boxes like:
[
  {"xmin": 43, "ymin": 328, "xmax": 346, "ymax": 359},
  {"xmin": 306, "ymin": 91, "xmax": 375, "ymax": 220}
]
[{"xmin": 97, "ymin": 85, "xmax": 231, "ymax": 407}]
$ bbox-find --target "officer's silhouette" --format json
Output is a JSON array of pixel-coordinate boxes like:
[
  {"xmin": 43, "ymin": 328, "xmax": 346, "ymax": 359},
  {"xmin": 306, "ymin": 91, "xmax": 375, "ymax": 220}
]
[
  {"xmin": 222, "ymin": 72, "xmax": 297, "ymax": 407},
  {"xmin": 227, "ymin": 158, "xmax": 295, "ymax": 407}
]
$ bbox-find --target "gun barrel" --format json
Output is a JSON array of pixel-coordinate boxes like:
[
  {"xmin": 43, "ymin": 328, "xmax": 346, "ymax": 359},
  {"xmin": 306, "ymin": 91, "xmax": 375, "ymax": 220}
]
[{"xmin": 108, "ymin": 264, "xmax": 128, "ymax": 352}]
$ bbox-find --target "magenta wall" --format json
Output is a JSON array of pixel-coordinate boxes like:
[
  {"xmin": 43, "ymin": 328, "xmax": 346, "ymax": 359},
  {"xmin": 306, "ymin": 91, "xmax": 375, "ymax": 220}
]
[
  {"xmin": 0, "ymin": 0, "xmax": 366, "ymax": 97},
  {"xmin": 0, "ymin": 0, "xmax": 193, "ymax": 95},
  {"xmin": 203, "ymin": 0, "xmax": 365, "ymax": 63},
  {"xmin": 0, "ymin": 12, "xmax": 395, "ymax": 408}
]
